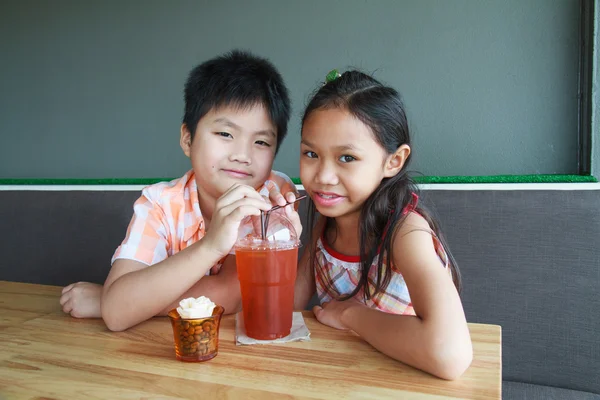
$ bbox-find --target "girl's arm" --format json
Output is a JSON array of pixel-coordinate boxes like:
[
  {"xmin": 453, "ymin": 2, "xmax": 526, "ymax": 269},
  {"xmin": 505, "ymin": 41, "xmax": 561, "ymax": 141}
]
[
  {"xmin": 314, "ymin": 213, "xmax": 472, "ymax": 380},
  {"xmin": 294, "ymin": 215, "xmax": 326, "ymax": 310},
  {"xmin": 294, "ymin": 248, "xmax": 315, "ymax": 310}
]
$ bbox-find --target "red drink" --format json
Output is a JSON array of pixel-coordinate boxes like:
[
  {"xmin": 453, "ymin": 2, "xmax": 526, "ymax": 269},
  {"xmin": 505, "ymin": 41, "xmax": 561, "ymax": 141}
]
[{"xmin": 235, "ymin": 245, "xmax": 298, "ymax": 340}]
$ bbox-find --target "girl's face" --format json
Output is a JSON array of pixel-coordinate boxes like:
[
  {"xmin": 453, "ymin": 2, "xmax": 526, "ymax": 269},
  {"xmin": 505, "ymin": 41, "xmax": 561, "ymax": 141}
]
[{"xmin": 300, "ymin": 107, "xmax": 396, "ymax": 220}]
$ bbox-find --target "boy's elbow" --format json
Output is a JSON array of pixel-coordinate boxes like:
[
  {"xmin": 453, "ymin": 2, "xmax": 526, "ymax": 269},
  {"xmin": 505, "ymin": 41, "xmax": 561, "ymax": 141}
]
[
  {"xmin": 427, "ymin": 341, "xmax": 473, "ymax": 380},
  {"xmin": 102, "ymin": 309, "xmax": 123, "ymax": 332},
  {"xmin": 101, "ymin": 299, "xmax": 129, "ymax": 332},
  {"xmin": 222, "ymin": 295, "xmax": 242, "ymax": 315},
  {"xmin": 104, "ymin": 319, "xmax": 126, "ymax": 332},
  {"xmin": 218, "ymin": 274, "xmax": 242, "ymax": 315}
]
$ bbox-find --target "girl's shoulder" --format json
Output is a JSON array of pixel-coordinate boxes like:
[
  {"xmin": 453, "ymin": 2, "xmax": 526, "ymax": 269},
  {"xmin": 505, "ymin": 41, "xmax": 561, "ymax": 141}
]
[
  {"xmin": 391, "ymin": 211, "xmax": 448, "ymax": 273},
  {"xmin": 396, "ymin": 211, "xmax": 432, "ymax": 237}
]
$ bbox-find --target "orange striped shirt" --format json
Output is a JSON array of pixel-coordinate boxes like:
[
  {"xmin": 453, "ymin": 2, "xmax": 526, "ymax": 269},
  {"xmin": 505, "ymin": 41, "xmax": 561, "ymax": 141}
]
[{"xmin": 112, "ymin": 169, "xmax": 296, "ymax": 274}]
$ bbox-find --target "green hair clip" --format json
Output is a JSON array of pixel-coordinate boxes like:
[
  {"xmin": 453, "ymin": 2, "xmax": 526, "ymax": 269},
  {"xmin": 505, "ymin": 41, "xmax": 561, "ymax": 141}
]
[{"xmin": 325, "ymin": 69, "xmax": 341, "ymax": 84}]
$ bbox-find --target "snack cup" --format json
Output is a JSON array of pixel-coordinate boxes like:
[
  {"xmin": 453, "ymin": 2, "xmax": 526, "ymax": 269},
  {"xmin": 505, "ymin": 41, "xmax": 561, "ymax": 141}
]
[{"xmin": 168, "ymin": 305, "xmax": 224, "ymax": 362}]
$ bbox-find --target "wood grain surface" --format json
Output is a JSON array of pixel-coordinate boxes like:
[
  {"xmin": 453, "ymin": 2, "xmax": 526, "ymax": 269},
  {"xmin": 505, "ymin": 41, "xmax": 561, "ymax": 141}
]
[{"xmin": 0, "ymin": 281, "xmax": 501, "ymax": 399}]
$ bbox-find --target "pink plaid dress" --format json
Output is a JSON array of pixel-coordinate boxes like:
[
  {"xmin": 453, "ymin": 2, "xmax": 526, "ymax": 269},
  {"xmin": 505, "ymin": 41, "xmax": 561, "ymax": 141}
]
[{"xmin": 314, "ymin": 195, "xmax": 450, "ymax": 315}]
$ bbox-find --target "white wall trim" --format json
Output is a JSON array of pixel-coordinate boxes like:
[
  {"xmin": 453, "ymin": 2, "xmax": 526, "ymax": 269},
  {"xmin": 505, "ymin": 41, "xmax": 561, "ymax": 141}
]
[
  {"xmin": 413, "ymin": 183, "xmax": 600, "ymax": 191},
  {"xmin": 1, "ymin": 183, "xmax": 599, "ymax": 192}
]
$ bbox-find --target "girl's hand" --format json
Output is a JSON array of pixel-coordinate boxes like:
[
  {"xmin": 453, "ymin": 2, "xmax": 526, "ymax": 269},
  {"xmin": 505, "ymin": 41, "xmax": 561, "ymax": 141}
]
[
  {"xmin": 313, "ymin": 298, "xmax": 363, "ymax": 330},
  {"xmin": 203, "ymin": 184, "xmax": 272, "ymax": 258}
]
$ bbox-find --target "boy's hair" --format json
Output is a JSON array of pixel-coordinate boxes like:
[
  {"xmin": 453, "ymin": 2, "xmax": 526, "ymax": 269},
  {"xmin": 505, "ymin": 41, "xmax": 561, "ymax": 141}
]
[
  {"xmin": 183, "ymin": 50, "xmax": 291, "ymax": 152},
  {"xmin": 302, "ymin": 70, "xmax": 461, "ymax": 298}
]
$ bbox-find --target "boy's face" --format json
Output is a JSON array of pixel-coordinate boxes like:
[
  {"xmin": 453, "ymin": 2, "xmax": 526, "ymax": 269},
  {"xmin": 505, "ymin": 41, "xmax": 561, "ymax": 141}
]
[{"xmin": 180, "ymin": 104, "xmax": 277, "ymax": 201}]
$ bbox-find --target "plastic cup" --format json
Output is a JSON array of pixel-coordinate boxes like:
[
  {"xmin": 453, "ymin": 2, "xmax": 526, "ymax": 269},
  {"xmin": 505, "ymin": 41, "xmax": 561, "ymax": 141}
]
[{"xmin": 235, "ymin": 210, "xmax": 300, "ymax": 340}]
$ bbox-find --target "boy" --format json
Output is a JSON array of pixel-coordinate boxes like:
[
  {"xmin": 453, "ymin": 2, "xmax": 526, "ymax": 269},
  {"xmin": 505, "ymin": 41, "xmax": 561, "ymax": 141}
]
[{"xmin": 60, "ymin": 50, "xmax": 300, "ymax": 331}]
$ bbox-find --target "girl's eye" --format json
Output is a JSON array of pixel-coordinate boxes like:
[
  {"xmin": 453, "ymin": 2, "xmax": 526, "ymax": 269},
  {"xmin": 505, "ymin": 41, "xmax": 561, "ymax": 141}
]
[
  {"xmin": 255, "ymin": 140, "xmax": 271, "ymax": 147},
  {"xmin": 217, "ymin": 132, "xmax": 233, "ymax": 138},
  {"xmin": 339, "ymin": 155, "xmax": 356, "ymax": 163},
  {"xmin": 303, "ymin": 151, "xmax": 317, "ymax": 158}
]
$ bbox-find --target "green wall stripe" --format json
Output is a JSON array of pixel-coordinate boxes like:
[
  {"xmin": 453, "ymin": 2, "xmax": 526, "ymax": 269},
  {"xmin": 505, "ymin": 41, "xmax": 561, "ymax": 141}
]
[{"xmin": 0, "ymin": 174, "xmax": 596, "ymax": 185}]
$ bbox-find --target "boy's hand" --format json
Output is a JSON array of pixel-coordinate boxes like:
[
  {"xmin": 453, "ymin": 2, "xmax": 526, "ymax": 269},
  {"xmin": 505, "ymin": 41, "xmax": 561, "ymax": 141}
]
[
  {"xmin": 60, "ymin": 282, "xmax": 103, "ymax": 318},
  {"xmin": 203, "ymin": 184, "xmax": 272, "ymax": 259},
  {"xmin": 283, "ymin": 202, "xmax": 303, "ymax": 239},
  {"xmin": 269, "ymin": 188, "xmax": 296, "ymax": 208}
]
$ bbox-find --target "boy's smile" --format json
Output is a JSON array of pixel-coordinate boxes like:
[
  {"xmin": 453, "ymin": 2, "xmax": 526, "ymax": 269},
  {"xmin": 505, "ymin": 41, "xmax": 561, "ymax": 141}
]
[
  {"xmin": 180, "ymin": 104, "xmax": 277, "ymax": 214},
  {"xmin": 221, "ymin": 168, "xmax": 252, "ymax": 179}
]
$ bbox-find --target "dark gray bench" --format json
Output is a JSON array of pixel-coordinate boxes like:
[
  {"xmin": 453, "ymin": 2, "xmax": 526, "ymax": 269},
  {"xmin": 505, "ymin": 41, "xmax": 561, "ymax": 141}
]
[{"xmin": 1, "ymin": 187, "xmax": 599, "ymax": 399}]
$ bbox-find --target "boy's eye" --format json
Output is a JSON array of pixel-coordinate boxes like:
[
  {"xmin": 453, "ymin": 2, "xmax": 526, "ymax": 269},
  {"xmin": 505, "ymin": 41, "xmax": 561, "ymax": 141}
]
[
  {"xmin": 339, "ymin": 155, "xmax": 356, "ymax": 163},
  {"xmin": 303, "ymin": 151, "xmax": 317, "ymax": 159},
  {"xmin": 217, "ymin": 132, "xmax": 233, "ymax": 138},
  {"xmin": 255, "ymin": 140, "xmax": 271, "ymax": 147}
]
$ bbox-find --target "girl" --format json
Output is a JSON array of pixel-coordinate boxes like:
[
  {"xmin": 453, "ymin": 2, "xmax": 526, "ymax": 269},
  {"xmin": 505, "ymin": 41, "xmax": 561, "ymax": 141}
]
[{"xmin": 295, "ymin": 70, "xmax": 473, "ymax": 380}]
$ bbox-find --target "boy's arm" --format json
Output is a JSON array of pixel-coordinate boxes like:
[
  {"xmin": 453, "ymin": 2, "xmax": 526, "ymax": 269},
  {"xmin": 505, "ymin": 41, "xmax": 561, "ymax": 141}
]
[
  {"xmin": 313, "ymin": 214, "xmax": 472, "ymax": 380},
  {"xmin": 102, "ymin": 184, "xmax": 270, "ymax": 331},
  {"xmin": 102, "ymin": 239, "xmax": 223, "ymax": 331},
  {"xmin": 157, "ymin": 254, "xmax": 241, "ymax": 316}
]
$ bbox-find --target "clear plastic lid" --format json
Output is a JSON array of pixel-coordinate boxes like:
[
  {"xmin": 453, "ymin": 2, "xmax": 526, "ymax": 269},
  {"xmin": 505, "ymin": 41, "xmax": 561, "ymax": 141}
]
[{"xmin": 235, "ymin": 208, "xmax": 300, "ymax": 250}]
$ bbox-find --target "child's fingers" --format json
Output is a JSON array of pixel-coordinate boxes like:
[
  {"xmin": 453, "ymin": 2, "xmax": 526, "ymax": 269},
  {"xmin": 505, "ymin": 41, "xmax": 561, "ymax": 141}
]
[
  {"xmin": 219, "ymin": 184, "xmax": 270, "ymax": 208},
  {"xmin": 217, "ymin": 198, "xmax": 271, "ymax": 221},
  {"xmin": 220, "ymin": 182, "xmax": 243, "ymax": 198},
  {"xmin": 62, "ymin": 299, "xmax": 73, "ymax": 314},
  {"xmin": 231, "ymin": 184, "xmax": 269, "ymax": 202},
  {"xmin": 228, "ymin": 205, "xmax": 264, "ymax": 222},
  {"xmin": 313, "ymin": 305, "xmax": 331, "ymax": 327},
  {"xmin": 59, "ymin": 291, "xmax": 71, "ymax": 306},
  {"xmin": 313, "ymin": 302, "xmax": 348, "ymax": 330},
  {"xmin": 312, "ymin": 305, "xmax": 323, "ymax": 318},
  {"xmin": 284, "ymin": 192, "xmax": 296, "ymax": 203},
  {"xmin": 62, "ymin": 283, "xmax": 74, "ymax": 294},
  {"xmin": 218, "ymin": 202, "xmax": 268, "ymax": 229},
  {"xmin": 285, "ymin": 205, "xmax": 303, "ymax": 237},
  {"xmin": 268, "ymin": 188, "xmax": 287, "ymax": 207},
  {"xmin": 218, "ymin": 183, "xmax": 249, "ymax": 201}
]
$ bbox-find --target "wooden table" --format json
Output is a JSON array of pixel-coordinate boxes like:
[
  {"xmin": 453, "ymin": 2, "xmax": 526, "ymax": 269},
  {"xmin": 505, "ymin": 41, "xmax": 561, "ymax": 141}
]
[{"xmin": 0, "ymin": 281, "xmax": 501, "ymax": 399}]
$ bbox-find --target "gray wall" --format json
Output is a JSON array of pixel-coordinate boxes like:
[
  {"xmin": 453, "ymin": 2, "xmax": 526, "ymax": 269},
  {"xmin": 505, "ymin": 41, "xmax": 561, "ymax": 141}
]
[{"xmin": 0, "ymin": 0, "xmax": 581, "ymax": 179}]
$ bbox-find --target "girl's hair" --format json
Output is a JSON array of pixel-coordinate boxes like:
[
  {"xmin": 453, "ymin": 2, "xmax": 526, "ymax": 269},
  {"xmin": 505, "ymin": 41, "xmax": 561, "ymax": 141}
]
[{"xmin": 302, "ymin": 70, "xmax": 461, "ymax": 300}]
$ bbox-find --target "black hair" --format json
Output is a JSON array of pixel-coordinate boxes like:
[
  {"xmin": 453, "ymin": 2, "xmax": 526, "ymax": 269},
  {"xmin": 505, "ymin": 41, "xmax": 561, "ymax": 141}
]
[
  {"xmin": 302, "ymin": 70, "xmax": 461, "ymax": 300},
  {"xmin": 183, "ymin": 50, "xmax": 291, "ymax": 152}
]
